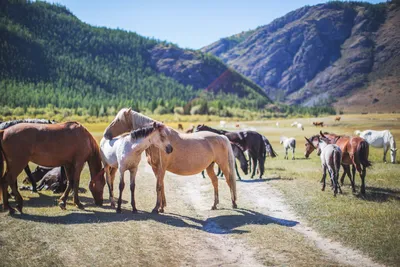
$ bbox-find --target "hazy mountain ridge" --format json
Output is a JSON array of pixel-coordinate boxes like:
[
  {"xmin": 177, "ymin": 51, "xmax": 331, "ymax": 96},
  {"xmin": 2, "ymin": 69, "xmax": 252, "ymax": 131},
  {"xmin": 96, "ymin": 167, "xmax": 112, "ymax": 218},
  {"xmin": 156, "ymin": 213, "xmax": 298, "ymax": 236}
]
[{"xmin": 202, "ymin": 2, "xmax": 400, "ymax": 111}]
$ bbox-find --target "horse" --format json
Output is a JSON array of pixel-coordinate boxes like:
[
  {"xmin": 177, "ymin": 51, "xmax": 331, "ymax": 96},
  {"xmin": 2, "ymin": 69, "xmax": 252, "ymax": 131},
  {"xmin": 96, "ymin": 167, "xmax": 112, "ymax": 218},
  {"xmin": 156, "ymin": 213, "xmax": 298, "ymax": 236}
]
[
  {"xmin": 100, "ymin": 122, "xmax": 173, "ymax": 213},
  {"xmin": 195, "ymin": 124, "xmax": 274, "ymax": 179},
  {"xmin": 291, "ymin": 122, "xmax": 304, "ymax": 130},
  {"xmin": 305, "ymin": 131, "xmax": 371, "ymax": 194},
  {"xmin": 280, "ymin": 136, "xmax": 296, "ymax": 160},
  {"xmin": 313, "ymin": 122, "xmax": 324, "ymax": 127},
  {"xmin": 177, "ymin": 124, "xmax": 184, "ymax": 131},
  {"xmin": 185, "ymin": 125, "xmax": 195, "ymax": 133},
  {"xmin": 103, "ymin": 108, "xmax": 237, "ymax": 212},
  {"xmin": 201, "ymin": 142, "xmax": 248, "ymax": 180},
  {"xmin": 0, "ymin": 122, "xmax": 105, "ymax": 213},
  {"xmin": 36, "ymin": 167, "xmax": 68, "ymax": 193},
  {"xmin": 0, "ymin": 119, "xmax": 58, "ymax": 192},
  {"xmin": 310, "ymin": 136, "xmax": 342, "ymax": 196},
  {"xmin": 335, "ymin": 116, "xmax": 341, "ymax": 122},
  {"xmin": 354, "ymin": 130, "xmax": 397, "ymax": 163}
]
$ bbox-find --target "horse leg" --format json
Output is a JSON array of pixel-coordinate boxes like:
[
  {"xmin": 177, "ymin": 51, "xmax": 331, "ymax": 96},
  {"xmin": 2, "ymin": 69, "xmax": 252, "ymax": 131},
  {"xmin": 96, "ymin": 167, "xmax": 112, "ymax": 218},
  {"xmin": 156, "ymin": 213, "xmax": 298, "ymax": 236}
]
[
  {"xmin": 9, "ymin": 177, "xmax": 24, "ymax": 213},
  {"xmin": 383, "ymin": 144, "xmax": 388, "ymax": 163},
  {"xmin": 321, "ymin": 165, "xmax": 327, "ymax": 191},
  {"xmin": 285, "ymin": 148, "xmax": 288, "ymax": 160},
  {"xmin": 206, "ymin": 163, "xmax": 219, "ymax": 210},
  {"xmin": 24, "ymin": 166, "xmax": 37, "ymax": 193},
  {"xmin": 218, "ymin": 161, "xmax": 237, "ymax": 209},
  {"xmin": 258, "ymin": 155, "xmax": 265, "ymax": 179},
  {"xmin": 217, "ymin": 166, "xmax": 224, "ymax": 177},
  {"xmin": 292, "ymin": 147, "xmax": 295, "ymax": 160},
  {"xmin": 328, "ymin": 169, "xmax": 337, "ymax": 197},
  {"xmin": 235, "ymin": 161, "xmax": 241, "ymax": 180},
  {"xmin": 152, "ymin": 168, "xmax": 166, "ymax": 214},
  {"xmin": 116, "ymin": 169, "xmax": 125, "ymax": 213},
  {"xmin": 360, "ymin": 166, "xmax": 366, "ymax": 195},
  {"xmin": 201, "ymin": 170, "xmax": 206, "ymax": 179},
  {"xmin": 59, "ymin": 164, "xmax": 74, "ymax": 210},
  {"xmin": 250, "ymin": 154, "xmax": 257, "ymax": 179},
  {"xmin": 71, "ymin": 163, "xmax": 85, "ymax": 209},
  {"xmin": 129, "ymin": 167, "xmax": 138, "ymax": 213},
  {"xmin": 105, "ymin": 167, "xmax": 116, "ymax": 208}
]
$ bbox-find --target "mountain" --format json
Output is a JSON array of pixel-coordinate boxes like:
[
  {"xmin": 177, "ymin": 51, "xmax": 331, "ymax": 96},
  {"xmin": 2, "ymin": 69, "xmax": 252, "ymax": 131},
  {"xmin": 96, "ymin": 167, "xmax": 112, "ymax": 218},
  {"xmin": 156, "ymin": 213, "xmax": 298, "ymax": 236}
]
[
  {"xmin": 0, "ymin": 0, "xmax": 270, "ymax": 113},
  {"xmin": 202, "ymin": 1, "xmax": 400, "ymax": 112}
]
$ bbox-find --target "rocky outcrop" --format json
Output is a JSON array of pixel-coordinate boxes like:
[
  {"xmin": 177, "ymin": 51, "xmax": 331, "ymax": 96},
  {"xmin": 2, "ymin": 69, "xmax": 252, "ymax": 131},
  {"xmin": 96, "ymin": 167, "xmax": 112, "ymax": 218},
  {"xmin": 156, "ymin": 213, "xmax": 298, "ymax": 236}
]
[{"xmin": 202, "ymin": 3, "xmax": 398, "ymax": 108}]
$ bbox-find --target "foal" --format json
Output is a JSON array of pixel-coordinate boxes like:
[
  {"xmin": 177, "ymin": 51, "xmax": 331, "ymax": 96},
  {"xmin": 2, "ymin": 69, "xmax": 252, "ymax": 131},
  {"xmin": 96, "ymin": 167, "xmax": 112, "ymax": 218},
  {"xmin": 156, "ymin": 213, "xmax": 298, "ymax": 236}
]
[
  {"xmin": 280, "ymin": 136, "xmax": 296, "ymax": 160},
  {"xmin": 100, "ymin": 122, "xmax": 173, "ymax": 213}
]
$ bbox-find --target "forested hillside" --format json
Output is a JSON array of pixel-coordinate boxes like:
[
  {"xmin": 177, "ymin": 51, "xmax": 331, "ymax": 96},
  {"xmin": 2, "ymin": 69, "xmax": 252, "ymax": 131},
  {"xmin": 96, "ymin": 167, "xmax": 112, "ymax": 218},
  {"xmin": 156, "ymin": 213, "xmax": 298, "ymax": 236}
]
[{"xmin": 0, "ymin": 0, "xmax": 271, "ymax": 116}]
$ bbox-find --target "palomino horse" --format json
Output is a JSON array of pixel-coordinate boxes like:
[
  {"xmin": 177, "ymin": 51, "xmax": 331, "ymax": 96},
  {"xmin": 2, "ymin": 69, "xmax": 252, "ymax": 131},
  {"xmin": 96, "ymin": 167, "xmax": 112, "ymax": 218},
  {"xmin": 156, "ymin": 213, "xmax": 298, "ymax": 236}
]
[
  {"xmin": 103, "ymin": 109, "xmax": 237, "ymax": 212},
  {"xmin": 305, "ymin": 131, "xmax": 371, "ymax": 194},
  {"xmin": 0, "ymin": 118, "xmax": 58, "ymax": 192},
  {"xmin": 354, "ymin": 130, "xmax": 397, "ymax": 163},
  {"xmin": 0, "ymin": 122, "xmax": 106, "ymax": 213},
  {"xmin": 100, "ymin": 122, "xmax": 173, "ymax": 213},
  {"xmin": 195, "ymin": 124, "xmax": 276, "ymax": 179}
]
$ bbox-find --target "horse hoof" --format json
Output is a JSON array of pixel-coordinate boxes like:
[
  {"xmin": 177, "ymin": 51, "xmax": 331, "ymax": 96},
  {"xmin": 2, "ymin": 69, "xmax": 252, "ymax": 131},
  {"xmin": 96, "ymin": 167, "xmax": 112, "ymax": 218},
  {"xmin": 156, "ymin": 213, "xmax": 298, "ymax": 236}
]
[
  {"xmin": 151, "ymin": 208, "xmax": 159, "ymax": 214},
  {"xmin": 211, "ymin": 206, "xmax": 217, "ymax": 210},
  {"xmin": 159, "ymin": 208, "xmax": 164, "ymax": 213},
  {"xmin": 232, "ymin": 203, "xmax": 238, "ymax": 209},
  {"xmin": 132, "ymin": 209, "xmax": 138, "ymax": 214},
  {"xmin": 110, "ymin": 203, "xmax": 116, "ymax": 208},
  {"xmin": 59, "ymin": 202, "xmax": 67, "ymax": 210},
  {"xmin": 76, "ymin": 203, "xmax": 85, "ymax": 210},
  {"xmin": 116, "ymin": 208, "xmax": 122, "ymax": 214}
]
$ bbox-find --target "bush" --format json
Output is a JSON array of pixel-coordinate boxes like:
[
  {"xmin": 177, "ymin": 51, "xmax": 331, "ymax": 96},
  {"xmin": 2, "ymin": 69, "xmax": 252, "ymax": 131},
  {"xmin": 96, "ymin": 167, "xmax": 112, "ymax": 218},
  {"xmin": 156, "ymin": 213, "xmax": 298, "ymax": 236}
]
[
  {"xmin": 153, "ymin": 105, "xmax": 170, "ymax": 115},
  {"xmin": 190, "ymin": 105, "xmax": 202, "ymax": 115},
  {"xmin": 173, "ymin": 106, "xmax": 184, "ymax": 115},
  {"xmin": 12, "ymin": 107, "xmax": 25, "ymax": 116}
]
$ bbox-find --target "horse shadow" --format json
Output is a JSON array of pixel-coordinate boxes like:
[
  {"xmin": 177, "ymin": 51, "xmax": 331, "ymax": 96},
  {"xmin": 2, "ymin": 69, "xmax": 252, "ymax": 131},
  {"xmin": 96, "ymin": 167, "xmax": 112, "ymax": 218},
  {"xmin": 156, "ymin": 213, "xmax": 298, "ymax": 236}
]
[
  {"xmin": 11, "ymin": 206, "xmax": 298, "ymax": 235},
  {"xmin": 354, "ymin": 186, "xmax": 400, "ymax": 202}
]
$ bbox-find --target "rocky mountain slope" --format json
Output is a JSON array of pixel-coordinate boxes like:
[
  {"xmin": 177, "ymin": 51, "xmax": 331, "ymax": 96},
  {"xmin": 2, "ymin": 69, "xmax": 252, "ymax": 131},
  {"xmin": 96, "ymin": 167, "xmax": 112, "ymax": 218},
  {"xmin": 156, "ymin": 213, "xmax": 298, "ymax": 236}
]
[{"xmin": 202, "ymin": 2, "xmax": 400, "ymax": 111}]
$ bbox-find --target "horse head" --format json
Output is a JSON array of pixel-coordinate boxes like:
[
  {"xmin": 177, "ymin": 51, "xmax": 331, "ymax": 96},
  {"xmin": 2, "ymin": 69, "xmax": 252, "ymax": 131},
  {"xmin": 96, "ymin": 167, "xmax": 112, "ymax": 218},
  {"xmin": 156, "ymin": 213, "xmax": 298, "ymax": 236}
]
[
  {"xmin": 104, "ymin": 108, "xmax": 132, "ymax": 139},
  {"xmin": 304, "ymin": 136, "xmax": 318, "ymax": 158},
  {"xmin": 89, "ymin": 168, "xmax": 106, "ymax": 206},
  {"xmin": 150, "ymin": 122, "xmax": 173, "ymax": 154}
]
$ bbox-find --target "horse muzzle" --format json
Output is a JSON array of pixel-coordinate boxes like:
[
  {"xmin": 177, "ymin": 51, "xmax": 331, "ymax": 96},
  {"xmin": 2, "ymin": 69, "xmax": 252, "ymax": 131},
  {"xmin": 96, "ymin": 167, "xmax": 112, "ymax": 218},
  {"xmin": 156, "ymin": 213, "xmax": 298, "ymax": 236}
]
[{"xmin": 165, "ymin": 144, "xmax": 173, "ymax": 154}]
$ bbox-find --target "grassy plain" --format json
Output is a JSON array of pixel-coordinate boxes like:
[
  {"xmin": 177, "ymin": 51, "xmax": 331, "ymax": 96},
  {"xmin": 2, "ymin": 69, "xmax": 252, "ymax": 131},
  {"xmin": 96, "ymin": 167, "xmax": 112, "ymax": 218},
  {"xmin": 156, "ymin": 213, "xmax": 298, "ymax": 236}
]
[{"xmin": 0, "ymin": 113, "xmax": 399, "ymax": 266}]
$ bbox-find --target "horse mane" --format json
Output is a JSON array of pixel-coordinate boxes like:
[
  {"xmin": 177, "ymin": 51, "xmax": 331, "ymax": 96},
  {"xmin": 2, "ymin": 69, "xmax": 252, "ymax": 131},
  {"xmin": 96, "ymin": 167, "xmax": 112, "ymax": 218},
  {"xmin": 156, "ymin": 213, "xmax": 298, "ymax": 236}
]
[
  {"xmin": 0, "ymin": 119, "xmax": 56, "ymax": 130},
  {"xmin": 131, "ymin": 110, "xmax": 155, "ymax": 128},
  {"xmin": 130, "ymin": 124, "xmax": 157, "ymax": 140}
]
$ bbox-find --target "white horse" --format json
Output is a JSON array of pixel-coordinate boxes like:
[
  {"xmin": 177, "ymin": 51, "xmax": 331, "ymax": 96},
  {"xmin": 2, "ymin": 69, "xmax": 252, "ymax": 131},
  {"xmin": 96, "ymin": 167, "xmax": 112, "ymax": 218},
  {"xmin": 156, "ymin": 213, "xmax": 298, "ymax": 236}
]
[
  {"xmin": 280, "ymin": 136, "xmax": 296, "ymax": 160},
  {"xmin": 354, "ymin": 130, "xmax": 397, "ymax": 163},
  {"xmin": 291, "ymin": 121, "xmax": 304, "ymax": 130},
  {"xmin": 316, "ymin": 137, "xmax": 342, "ymax": 196},
  {"xmin": 100, "ymin": 122, "xmax": 173, "ymax": 213}
]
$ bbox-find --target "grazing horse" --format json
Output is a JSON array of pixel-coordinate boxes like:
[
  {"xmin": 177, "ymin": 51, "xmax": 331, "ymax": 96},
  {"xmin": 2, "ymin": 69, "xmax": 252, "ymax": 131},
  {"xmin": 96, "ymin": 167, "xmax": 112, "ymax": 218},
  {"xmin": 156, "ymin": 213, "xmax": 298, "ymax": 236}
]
[
  {"xmin": 335, "ymin": 116, "xmax": 341, "ymax": 122},
  {"xmin": 354, "ymin": 130, "xmax": 397, "ymax": 163},
  {"xmin": 195, "ymin": 124, "xmax": 273, "ymax": 179},
  {"xmin": 177, "ymin": 124, "xmax": 184, "ymax": 131},
  {"xmin": 313, "ymin": 122, "xmax": 324, "ymax": 127},
  {"xmin": 100, "ymin": 122, "xmax": 173, "ymax": 213},
  {"xmin": 311, "ymin": 137, "xmax": 342, "ymax": 196},
  {"xmin": 202, "ymin": 143, "xmax": 248, "ymax": 180},
  {"xmin": 305, "ymin": 131, "xmax": 371, "ymax": 194},
  {"xmin": 0, "ymin": 122, "xmax": 106, "ymax": 213},
  {"xmin": 185, "ymin": 125, "xmax": 195, "ymax": 133},
  {"xmin": 280, "ymin": 136, "xmax": 296, "ymax": 160},
  {"xmin": 103, "ymin": 109, "xmax": 237, "ymax": 212},
  {"xmin": 36, "ymin": 167, "xmax": 68, "ymax": 193},
  {"xmin": 0, "ymin": 119, "xmax": 58, "ymax": 192}
]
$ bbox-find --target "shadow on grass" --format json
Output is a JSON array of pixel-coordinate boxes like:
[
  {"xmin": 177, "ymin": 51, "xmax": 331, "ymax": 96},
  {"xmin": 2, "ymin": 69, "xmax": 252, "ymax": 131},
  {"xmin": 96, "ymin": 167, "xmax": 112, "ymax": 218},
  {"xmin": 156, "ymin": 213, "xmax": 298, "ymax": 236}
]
[
  {"xmin": 9, "ymin": 206, "xmax": 298, "ymax": 235},
  {"xmin": 238, "ymin": 177, "xmax": 293, "ymax": 183},
  {"xmin": 355, "ymin": 187, "xmax": 400, "ymax": 202}
]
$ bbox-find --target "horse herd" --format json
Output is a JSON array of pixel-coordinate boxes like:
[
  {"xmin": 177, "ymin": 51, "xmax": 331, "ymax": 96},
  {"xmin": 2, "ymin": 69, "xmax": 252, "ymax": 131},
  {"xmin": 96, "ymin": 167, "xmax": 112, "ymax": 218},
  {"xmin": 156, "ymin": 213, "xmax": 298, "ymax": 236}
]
[{"xmin": 0, "ymin": 109, "xmax": 397, "ymax": 215}]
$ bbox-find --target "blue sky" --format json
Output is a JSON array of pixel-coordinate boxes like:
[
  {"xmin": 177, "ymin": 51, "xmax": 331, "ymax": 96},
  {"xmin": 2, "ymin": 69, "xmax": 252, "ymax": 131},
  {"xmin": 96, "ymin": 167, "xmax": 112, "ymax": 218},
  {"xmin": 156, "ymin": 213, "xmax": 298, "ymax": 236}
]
[{"xmin": 45, "ymin": 0, "xmax": 383, "ymax": 49}]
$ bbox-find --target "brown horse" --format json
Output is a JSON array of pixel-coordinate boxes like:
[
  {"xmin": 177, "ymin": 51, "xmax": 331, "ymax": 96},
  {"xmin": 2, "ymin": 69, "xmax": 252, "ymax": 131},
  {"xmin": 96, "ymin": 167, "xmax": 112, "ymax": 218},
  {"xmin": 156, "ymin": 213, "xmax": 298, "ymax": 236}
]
[
  {"xmin": 313, "ymin": 122, "xmax": 324, "ymax": 127},
  {"xmin": 0, "ymin": 122, "xmax": 106, "ymax": 213},
  {"xmin": 335, "ymin": 116, "xmax": 341, "ymax": 122},
  {"xmin": 103, "ymin": 108, "xmax": 237, "ymax": 213},
  {"xmin": 304, "ymin": 131, "xmax": 371, "ymax": 194}
]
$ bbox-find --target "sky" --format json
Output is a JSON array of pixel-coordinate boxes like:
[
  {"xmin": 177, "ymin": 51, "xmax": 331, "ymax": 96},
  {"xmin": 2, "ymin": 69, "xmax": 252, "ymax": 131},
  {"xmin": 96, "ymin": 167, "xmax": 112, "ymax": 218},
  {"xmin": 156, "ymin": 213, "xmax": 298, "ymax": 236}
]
[{"xmin": 44, "ymin": 0, "xmax": 383, "ymax": 49}]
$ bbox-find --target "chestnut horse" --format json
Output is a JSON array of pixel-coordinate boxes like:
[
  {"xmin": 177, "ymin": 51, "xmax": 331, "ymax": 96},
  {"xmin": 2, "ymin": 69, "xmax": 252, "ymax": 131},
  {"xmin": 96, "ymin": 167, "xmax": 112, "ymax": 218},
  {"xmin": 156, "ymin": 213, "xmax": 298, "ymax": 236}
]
[
  {"xmin": 103, "ymin": 109, "xmax": 237, "ymax": 213},
  {"xmin": 304, "ymin": 131, "xmax": 371, "ymax": 194},
  {"xmin": 0, "ymin": 122, "xmax": 105, "ymax": 213}
]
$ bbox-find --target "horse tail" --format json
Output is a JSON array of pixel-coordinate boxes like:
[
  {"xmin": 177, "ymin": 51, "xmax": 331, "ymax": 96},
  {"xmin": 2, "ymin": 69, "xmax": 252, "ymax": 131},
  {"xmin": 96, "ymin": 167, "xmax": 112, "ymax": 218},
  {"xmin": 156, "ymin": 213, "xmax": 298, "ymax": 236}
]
[
  {"xmin": 263, "ymin": 136, "xmax": 277, "ymax": 158},
  {"xmin": 224, "ymin": 136, "xmax": 237, "ymax": 202},
  {"xmin": 333, "ymin": 148, "xmax": 341, "ymax": 176},
  {"xmin": 358, "ymin": 140, "xmax": 372, "ymax": 168}
]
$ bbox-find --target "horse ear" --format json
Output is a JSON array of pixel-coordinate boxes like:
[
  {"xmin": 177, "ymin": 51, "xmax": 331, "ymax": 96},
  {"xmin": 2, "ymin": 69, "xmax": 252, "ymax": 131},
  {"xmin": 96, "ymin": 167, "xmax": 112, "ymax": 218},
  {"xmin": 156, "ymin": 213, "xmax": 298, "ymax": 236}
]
[
  {"xmin": 304, "ymin": 137, "xmax": 316, "ymax": 149},
  {"xmin": 153, "ymin": 121, "xmax": 157, "ymax": 128},
  {"xmin": 334, "ymin": 136, "xmax": 341, "ymax": 143},
  {"xmin": 320, "ymin": 131, "xmax": 326, "ymax": 138}
]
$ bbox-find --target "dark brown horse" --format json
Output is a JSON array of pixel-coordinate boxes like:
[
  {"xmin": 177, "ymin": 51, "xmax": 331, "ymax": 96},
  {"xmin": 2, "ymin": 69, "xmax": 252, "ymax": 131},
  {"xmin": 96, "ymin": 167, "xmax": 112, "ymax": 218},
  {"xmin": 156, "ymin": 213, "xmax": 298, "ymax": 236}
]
[
  {"xmin": 0, "ymin": 122, "xmax": 106, "ymax": 213},
  {"xmin": 313, "ymin": 122, "xmax": 324, "ymax": 127},
  {"xmin": 195, "ymin": 124, "xmax": 277, "ymax": 179},
  {"xmin": 304, "ymin": 131, "xmax": 371, "ymax": 194}
]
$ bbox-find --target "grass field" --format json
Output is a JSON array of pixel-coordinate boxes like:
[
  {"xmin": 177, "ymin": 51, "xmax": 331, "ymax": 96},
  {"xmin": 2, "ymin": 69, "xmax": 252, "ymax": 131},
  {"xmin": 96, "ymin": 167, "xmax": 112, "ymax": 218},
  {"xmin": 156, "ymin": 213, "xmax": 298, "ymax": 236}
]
[{"xmin": 0, "ymin": 114, "xmax": 399, "ymax": 266}]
